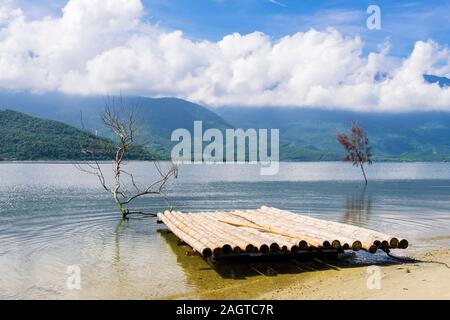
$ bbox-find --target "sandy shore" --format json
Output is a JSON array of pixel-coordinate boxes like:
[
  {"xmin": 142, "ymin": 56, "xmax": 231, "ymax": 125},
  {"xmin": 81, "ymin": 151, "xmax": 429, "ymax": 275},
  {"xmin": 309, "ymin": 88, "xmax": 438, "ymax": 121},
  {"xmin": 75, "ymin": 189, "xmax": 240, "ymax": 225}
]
[
  {"xmin": 259, "ymin": 249, "xmax": 450, "ymax": 300},
  {"xmin": 163, "ymin": 248, "xmax": 450, "ymax": 300}
]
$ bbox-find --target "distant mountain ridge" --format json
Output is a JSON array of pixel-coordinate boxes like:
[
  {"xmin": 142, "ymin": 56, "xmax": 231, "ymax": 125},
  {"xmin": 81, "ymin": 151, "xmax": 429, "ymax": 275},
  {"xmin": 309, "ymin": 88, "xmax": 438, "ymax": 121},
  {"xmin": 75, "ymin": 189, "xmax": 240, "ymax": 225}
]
[
  {"xmin": 216, "ymin": 107, "xmax": 450, "ymax": 161},
  {"xmin": 1, "ymin": 79, "xmax": 450, "ymax": 161}
]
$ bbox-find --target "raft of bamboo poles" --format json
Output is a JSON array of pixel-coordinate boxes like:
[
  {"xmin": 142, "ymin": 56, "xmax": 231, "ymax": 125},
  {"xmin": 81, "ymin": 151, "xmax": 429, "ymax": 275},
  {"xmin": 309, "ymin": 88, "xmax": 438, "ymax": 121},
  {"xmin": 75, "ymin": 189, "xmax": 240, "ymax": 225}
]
[{"xmin": 156, "ymin": 206, "xmax": 409, "ymax": 258}]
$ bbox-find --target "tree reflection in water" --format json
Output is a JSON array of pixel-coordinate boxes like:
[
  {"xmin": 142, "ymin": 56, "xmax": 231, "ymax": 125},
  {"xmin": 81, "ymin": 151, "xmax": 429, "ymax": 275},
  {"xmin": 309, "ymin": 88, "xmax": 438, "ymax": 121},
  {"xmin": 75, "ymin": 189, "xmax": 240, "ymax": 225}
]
[{"xmin": 341, "ymin": 187, "xmax": 372, "ymax": 227}]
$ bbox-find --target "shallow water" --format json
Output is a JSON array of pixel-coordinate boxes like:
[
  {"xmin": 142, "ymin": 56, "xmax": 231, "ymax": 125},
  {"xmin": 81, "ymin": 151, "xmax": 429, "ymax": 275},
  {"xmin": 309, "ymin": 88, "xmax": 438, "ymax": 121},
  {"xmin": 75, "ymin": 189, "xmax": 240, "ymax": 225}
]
[{"xmin": 0, "ymin": 162, "xmax": 450, "ymax": 299}]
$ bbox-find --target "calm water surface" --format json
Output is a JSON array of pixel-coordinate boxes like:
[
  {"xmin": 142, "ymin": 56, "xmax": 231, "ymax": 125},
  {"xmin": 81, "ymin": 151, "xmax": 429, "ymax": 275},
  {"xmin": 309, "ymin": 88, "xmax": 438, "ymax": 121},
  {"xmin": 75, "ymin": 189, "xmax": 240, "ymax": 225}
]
[{"xmin": 1, "ymin": 162, "xmax": 450, "ymax": 299}]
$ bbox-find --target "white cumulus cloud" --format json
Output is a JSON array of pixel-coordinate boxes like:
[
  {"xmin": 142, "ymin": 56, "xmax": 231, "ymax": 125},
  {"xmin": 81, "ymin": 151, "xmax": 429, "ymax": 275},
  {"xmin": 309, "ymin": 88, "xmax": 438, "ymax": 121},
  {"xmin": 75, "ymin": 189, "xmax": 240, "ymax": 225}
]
[{"xmin": 0, "ymin": 0, "xmax": 450, "ymax": 111}]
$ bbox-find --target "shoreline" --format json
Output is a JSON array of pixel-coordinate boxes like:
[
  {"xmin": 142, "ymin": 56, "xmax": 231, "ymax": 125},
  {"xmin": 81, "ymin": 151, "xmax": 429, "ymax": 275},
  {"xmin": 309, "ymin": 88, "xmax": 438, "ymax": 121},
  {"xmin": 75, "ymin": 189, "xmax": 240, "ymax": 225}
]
[
  {"xmin": 161, "ymin": 248, "xmax": 450, "ymax": 300},
  {"xmin": 258, "ymin": 248, "xmax": 450, "ymax": 300}
]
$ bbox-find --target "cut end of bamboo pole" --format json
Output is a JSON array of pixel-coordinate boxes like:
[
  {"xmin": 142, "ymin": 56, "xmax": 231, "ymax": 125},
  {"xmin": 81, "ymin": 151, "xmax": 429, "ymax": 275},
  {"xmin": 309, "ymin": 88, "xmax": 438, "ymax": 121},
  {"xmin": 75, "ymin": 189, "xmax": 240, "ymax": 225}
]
[
  {"xmin": 332, "ymin": 240, "xmax": 341, "ymax": 249},
  {"xmin": 298, "ymin": 240, "xmax": 308, "ymax": 250},
  {"xmin": 352, "ymin": 241, "xmax": 362, "ymax": 251},
  {"xmin": 389, "ymin": 237, "xmax": 399, "ymax": 249},
  {"xmin": 399, "ymin": 239, "xmax": 409, "ymax": 249},
  {"xmin": 270, "ymin": 243, "xmax": 280, "ymax": 252},
  {"xmin": 233, "ymin": 246, "xmax": 242, "ymax": 254},
  {"xmin": 202, "ymin": 248, "xmax": 212, "ymax": 258},
  {"xmin": 260, "ymin": 244, "xmax": 270, "ymax": 254},
  {"xmin": 368, "ymin": 245, "xmax": 378, "ymax": 254},
  {"xmin": 322, "ymin": 241, "xmax": 331, "ymax": 248},
  {"xmin": 222, "ymin": 244, "xmax": 232, "ymax": 255}
]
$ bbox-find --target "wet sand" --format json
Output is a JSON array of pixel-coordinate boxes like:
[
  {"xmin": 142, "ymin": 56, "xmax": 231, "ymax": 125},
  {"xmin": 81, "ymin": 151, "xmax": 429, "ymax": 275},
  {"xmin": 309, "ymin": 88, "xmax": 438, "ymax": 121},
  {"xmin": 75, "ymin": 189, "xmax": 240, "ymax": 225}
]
[
  {"xmin": 161, "ymin": 247, "xmax": 450, "ymax": 300},
  {"xmin": 259, "ymin": 249, "xmax": 450, "ymax": 300}
]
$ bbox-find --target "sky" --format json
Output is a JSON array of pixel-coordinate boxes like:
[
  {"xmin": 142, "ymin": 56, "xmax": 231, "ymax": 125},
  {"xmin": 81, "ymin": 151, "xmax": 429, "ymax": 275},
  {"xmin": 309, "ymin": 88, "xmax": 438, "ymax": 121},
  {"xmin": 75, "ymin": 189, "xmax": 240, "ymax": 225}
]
[{"xmin": 0, "ymin": 0, "xmax": 449, "ymax": 111}]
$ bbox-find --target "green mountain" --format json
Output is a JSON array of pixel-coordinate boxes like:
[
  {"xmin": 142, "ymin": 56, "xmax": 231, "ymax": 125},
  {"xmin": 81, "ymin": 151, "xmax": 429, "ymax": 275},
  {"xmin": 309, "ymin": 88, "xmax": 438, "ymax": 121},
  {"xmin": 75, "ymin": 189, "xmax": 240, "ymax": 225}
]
[
  {"xmin": 0, "ymin": 93, "xmax": 232, "ymax": 157},
  {"xmin": 0, "ymin": 109, "xmax": 152, "ymax": 161}
]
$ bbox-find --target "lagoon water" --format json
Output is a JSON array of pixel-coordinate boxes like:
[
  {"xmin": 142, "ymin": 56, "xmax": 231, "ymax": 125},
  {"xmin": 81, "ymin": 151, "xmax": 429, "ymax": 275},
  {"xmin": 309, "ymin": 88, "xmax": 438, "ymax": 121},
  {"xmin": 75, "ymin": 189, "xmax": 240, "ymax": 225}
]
[{"xmin": 1, "ymin": 162, "xmax": 450, "ymax": 299}]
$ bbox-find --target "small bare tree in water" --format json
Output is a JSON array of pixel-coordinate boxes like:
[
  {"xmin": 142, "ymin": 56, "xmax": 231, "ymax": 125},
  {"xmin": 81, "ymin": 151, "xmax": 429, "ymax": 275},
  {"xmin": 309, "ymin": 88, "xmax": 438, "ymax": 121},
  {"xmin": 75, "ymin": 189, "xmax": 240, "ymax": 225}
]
[
  {"xmin": 75, "ymin": 97, "xmax": 178, "ymax": 219},
  {"xmin": 337, "ymin": 122, "xmax": 372, "ymax": 185}
]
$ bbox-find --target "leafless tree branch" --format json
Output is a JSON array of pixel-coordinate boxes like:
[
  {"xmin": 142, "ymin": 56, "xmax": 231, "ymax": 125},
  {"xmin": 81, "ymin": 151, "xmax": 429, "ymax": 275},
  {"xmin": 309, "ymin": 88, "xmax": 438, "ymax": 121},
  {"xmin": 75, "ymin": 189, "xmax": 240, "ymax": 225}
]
[{"xmin": 75, "ymin": 95, "xmax": 178, "ymax": 218}]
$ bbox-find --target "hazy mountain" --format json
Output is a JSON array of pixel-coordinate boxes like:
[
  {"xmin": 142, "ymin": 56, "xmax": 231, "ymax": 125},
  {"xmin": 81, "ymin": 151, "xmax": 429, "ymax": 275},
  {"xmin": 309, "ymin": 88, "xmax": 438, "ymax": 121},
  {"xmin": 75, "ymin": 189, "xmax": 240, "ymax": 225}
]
[
  {"xmin": 216, "ymin": 107, "xmax": 450, "ymax": 161},
  {"xmin": 0, "ymin": 109, "xmax": 152, "ymax": 161},
  {"xmin": 2, "ymin": 87, "xmax": 450, "ymax": 161}
]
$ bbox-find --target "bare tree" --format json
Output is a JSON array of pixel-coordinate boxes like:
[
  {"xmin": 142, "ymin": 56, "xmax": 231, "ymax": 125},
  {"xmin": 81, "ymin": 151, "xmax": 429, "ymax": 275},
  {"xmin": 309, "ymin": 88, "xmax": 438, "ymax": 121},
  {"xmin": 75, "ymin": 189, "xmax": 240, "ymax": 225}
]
[
  {"xmin": 337, "ymin": 122, "xmax": 372, "ymax": 185},
  {"xmin": 75, "ymin": 97, "xmax": 178, "ymax": 219}
]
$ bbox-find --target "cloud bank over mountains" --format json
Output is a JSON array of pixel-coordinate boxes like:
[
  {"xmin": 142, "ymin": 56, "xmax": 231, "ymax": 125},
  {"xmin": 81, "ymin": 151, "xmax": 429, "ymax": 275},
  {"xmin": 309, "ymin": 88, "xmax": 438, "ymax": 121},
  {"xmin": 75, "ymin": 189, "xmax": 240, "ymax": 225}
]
[{"xmin": 0, "ymin": 0, "xmax": 449, "ymax": 111}]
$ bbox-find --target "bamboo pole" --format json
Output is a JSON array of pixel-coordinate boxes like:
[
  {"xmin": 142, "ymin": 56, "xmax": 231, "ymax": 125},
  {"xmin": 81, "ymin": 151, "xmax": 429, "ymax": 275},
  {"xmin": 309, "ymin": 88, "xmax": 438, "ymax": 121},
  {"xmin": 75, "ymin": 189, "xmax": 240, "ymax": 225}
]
[
  {"xmin": 256, "ymin": 208, "xmax": 362, "ymax": 251},
  {"xmin": 200, "ymin": 212, "xmax": 265, "ymax": 253},
  {"xmin": 203, "ymin": 211, "xmax": 275, "ymax": 254},
  {"xmin": 157, "ymin": 212, "xmax": 212, "ymax": 257},
  {"xmin": 165, "ymin": 211, "xmax": 217, "ymax": 249},
  {"xmin": 165, "ymin": 211, "xmax": 224, "ymax": 256},
  {"xmin": 214, "ymin": 211, "xmax": 293, "ymax": 253},
  {"xmin": 239, "ymin": 225, "xmax": 301, "ymax": 253},
  {"xmin": 252, "ymin": 209, "xmax": 345, "ymax": 249},
  {"xmin": 223, "ymin": 211, "xmax": 327, "ymax": 249},
  {"xmin": 188, "ymin": 213, "xmax": 253, "ymax": 253},
  {"xmin": 262, "ymin": 207, "xmax": 398, "ymax": 252},
  {"xmin": 199, "ymin": 212, "xmax": 262, "ymax": 253},
  {"xmin": 192, "ymin": 214, "xmax": 239, "ymax": 253},
  {"xmin": 265, "ymin": 206, "xmax": 402, "ymax": 248},
  {"xmin": 264, "ymin": 210, "xmax": 362, "ymax": 251},
  {"xmin": 212, "ymin": 217, "xmax": 279, "ymax": 253},
  {"xmin": 263, "ymin": 207, "xmax": 368, "ymax": 251},
  {"xmin": 232, "ymin": 210, "xmax": 335, "ymax": 249},
  {"xmin": 171, "ymin": 211, "xmax": 235, "ymax": 255},
  {"xmin": 256, "ymin": 208, "xmax": 345, "ymax": 246}
]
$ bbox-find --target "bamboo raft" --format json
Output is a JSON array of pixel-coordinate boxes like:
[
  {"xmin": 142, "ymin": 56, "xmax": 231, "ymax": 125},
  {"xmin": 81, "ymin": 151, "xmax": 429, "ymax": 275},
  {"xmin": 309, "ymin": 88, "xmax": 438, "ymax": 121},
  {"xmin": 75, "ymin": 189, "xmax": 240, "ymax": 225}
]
[{"xmin": 157, "ymin": 206, "xmax": 409, "ymax": 258}]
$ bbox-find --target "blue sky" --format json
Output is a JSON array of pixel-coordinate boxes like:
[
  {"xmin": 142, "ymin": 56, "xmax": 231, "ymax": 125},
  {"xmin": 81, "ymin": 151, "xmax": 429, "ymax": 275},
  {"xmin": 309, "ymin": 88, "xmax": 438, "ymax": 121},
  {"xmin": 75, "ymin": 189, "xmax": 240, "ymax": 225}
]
[{"xmin": 15, "ymin": 0, "xmax": 450, "ymax": 57}]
